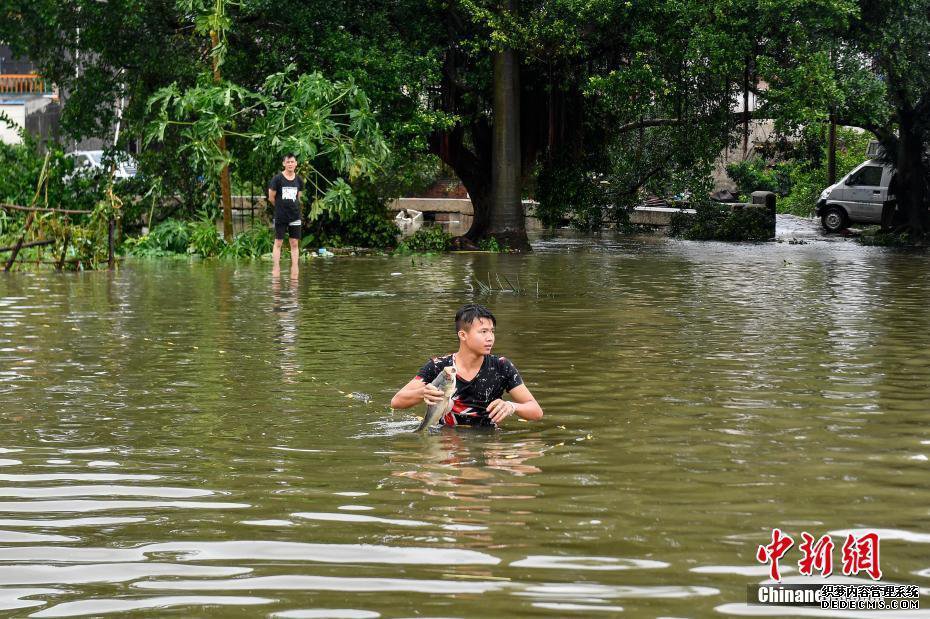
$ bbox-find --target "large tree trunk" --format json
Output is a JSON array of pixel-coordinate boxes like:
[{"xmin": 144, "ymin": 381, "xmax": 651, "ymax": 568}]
[
  {"xmin": 428, "ymin": 123, "xmax": 492, "ymax": 242},
  {"xmin": 488, "ymin": 39, "xmax": 529, "ymax": 250},
  {"xmin": 896, "ymin": 112, "xmax": 930, "ymax": 235}
]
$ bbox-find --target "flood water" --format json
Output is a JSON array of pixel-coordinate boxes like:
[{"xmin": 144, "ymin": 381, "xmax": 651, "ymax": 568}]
[{"xmin": 0, "ymin": 217, "xmax": 928, "ymax": 618}]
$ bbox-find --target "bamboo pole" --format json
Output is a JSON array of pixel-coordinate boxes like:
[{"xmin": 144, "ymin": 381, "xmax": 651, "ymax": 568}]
[
  {"xmin": 4, "ymin": 152, "xmax": 51, "ymax": 271},
  {"xmin": 0, "ymin": 203, "xmax": 93, "ymax": 214},
  {"xmin": 4, "ymin": 212, "xmax": 36, "ymax": 270},
  {"xmin": 0, "ymin": 237, "xmax": 54, "ymax": 254}
]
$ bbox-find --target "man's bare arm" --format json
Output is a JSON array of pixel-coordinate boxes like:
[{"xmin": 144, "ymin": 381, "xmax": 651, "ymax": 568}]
[
  {"xmin": 391, "ymin": 378, "xmax": 443, "ymax": 409},
  {"xmin": 487, "ymin": 384, "xmax": 543, "ymax": 423}
]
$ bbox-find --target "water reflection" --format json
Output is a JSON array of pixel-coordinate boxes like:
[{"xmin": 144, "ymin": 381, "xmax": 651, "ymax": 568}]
[{"xmin": 271, "ymin": 274, "xmax": 301, "ymax": 384}]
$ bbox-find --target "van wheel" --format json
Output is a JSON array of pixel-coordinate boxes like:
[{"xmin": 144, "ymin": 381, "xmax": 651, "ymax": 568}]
[{"xmin": 821, "ymin": 206, "xmax": 848, "ymax": 232}]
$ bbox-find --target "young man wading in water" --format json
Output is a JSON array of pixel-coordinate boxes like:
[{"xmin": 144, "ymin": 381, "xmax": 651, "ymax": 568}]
[
  {"xmin": 391, "ymin": 304, "xmax": 543, "ymax": 428},
  {"xmin": 267, "ymin": 153, "xmax": 304, "ymax": 277}
]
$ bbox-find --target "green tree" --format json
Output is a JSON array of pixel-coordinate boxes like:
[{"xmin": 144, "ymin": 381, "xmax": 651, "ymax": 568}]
[
  {"xmin": 2, "ymin": 0, "xmax": 403, "ymax": 237},
  {"xmin": 4, "ymin": 0, "xmax": 774, "ymax": 246},
  {"xmin": 401, "ymin": 0, "xmax": 755, "ymax": 242},
  {"xmin": 145, "ymin": 0, "xmax": 389, "ymax": 237},
  {"xmin": 1, "ymin": 0, "xmax": 208, "ymax": 219},
  {"xmin": 759, "ymin": 0, "xmax": 930, "ymax": 234}
]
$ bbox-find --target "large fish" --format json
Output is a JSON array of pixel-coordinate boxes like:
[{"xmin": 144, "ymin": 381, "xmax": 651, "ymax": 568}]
[{"xmin": 414, "ymin": 366, "xmax": 456, "ymax": 432}]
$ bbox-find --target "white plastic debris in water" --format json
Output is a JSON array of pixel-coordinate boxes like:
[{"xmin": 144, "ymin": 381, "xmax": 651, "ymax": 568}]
[{"xmin": 394, "ymin": 208, "xmax": 423, "ymax": 237}]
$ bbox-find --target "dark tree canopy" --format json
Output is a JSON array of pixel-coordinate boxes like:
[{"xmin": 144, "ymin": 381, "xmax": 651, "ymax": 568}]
[{"xmin": 5, "ymin": 0, "xmax": 930, "ymax": 240}]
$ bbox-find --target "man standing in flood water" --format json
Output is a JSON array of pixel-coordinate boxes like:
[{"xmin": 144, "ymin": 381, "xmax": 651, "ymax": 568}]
[
  {"xmin": 267, "ymin": 153, "xmax": 304, "ymax": 277},
  {"xmin": 391, "ymin": 304, "xmax": 543, "ymax": 428}
]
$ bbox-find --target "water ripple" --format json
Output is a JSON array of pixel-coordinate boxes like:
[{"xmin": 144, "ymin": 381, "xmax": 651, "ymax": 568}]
[
  {"xmin": 0, "ymin": 486, "xmax": 214, "ymax": 499},
  {"xmin": 0, "ymin": 500, "xmax": 248, "ymax": 513},
  {"xmin": 30, "ymin": 595, "xmax": 273, "ymax": 618},
  {"xmin": 0, "ymin": 563, "xmax": 250, "ymax": 585},
  {"xmin": 135, "ymin": 574, "xmax": 511, "ymax": 593}
]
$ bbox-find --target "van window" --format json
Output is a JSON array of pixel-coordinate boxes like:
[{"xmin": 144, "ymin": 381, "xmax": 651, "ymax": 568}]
[{"xmin": 847, "ymin": 166, "xmax": 883, "ymax": 187}]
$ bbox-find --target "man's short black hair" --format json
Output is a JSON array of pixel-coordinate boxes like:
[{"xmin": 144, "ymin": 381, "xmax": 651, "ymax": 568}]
[
  {"xmin": 282, "ymin": 153, "xmax": 297, "ymax": 161},
  {"xmin": 456, "ymin": 303, "xmax": 496, "ymax": 332}
]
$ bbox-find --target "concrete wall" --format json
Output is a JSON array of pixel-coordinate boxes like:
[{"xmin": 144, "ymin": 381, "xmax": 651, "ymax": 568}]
[
  {"xmin": 0, "ymin": 96, "xmax": 57, "ymax": 144},
  {"xmin": 387, "ymin": 197, "xmax": 543, "ymax": 236},
  {"xmin": 711, "ymin": 118, "xmax": 777, "ymax": 192},
  {"xmin": 0, "ymin": 101, "xmax": 25, "ymax": 143},
  {"xmin": 24, "ymin": 100, "xmax": 60, "ymax": 143}
]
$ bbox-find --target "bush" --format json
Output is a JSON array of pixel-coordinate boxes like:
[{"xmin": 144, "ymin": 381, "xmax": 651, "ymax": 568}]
[
  {"xmin": 669, "ymin": 201, "xmax": 774, "ymax": 241},
  {"xmin": 124, "ymin": 218, "xmax": 275, "ymax": 259},
  {"xmin": 0, "ymin": 135, "xmax": 141, "ymax": 215},
  {"xmin": 299, "ymin": 182, "xmax": 401, "ymax": 249},
  {"xmin": 149, "ymin": 219, "xmax": 191, "ymax": 253},
  {"xmin": 478, "ymin": 236, "xmax": 503, "ymax": 252},
  {"xmin": 124, "ymin": 218, "xmax": 190, "ymax": 256},
  {"xmin": 535, "ymin": 159, "xmax": 612, "ymax": 230},
  {"xmin": 726, "ymin": 157, "xmax": 792, "ymax": 196},
  {"xmin": 725, "ymin": 127, "xmax": 873, "ymax": 217},
  {"xmin": 395, "ymin": 225, "xmax": 452, "ymax": 253},
  {"xmin": 224, "ymin": 225, "xmax": 274, "ymax": 258},
  {"xmin": 188, "ymin": 216, "xmax": 225, "ymax": 257}
]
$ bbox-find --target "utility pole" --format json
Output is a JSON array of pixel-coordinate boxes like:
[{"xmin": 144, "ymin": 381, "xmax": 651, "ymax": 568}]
[{"xmin": 828, "ymin": 110, "xmax": 837, "ymax": 185}]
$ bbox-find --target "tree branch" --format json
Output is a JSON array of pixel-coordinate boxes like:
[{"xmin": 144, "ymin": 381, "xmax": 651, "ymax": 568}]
[
  {"xmin": 615, "ymin": 118, "xmax": 682, "ymax": 133},
  {"xmin": 615, "ymin": 110, "xmax": 756, "ymax": 134}
]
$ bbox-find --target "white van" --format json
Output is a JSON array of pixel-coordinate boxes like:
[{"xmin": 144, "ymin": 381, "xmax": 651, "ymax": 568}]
[
  {"xmin": 816, "ymin": 159, "xmax": 894, "ymax": 232},
  {"xmin": 65, "ymin": 150, "xmax": 138, "ymax": 180}
]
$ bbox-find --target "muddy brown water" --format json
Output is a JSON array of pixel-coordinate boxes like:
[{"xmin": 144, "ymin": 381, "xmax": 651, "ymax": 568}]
[{"xmin": 0, "ymin": 220, "xmax": 928, "ymax": 617}]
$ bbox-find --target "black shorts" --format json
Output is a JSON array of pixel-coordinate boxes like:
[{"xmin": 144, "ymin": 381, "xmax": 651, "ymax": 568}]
[{"xmin": 274, "ymin": 220, "xmax": 302, "ymax": 240}]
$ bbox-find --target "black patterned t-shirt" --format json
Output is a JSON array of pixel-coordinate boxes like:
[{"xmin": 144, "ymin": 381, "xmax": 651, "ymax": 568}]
[
  {"xmin": 268, "ymin": 173, "xmax": 304, "ymax": 223},
  {"xmin": 415, "ymin": 353, "xmax": 524, "ymax": 427}
]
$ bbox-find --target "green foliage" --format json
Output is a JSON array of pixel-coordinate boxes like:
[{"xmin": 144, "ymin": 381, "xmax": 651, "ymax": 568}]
[
  {"xmin": 756, "ymin": 0, "xmax": 930, "ymax": 230},
  {"xmin": 123, "ymin": 218, "xmax": 188, "ymax": 257},
  {"xmin": 778, "ymin": 127, "xmax": 872, "ymax": 216},
  {"xmin": 154, "ymin": 218, "xmax": 192, "ymax": 253},
  {"xmin": 12, "ymin": 0, "xmax": 889, "ymax": 241},
  {"xmin": 0, "ymin": 210, "xmax": 12, "ymax": 237},
  {"xmin": 187, "ymin": 216, "xmax": 225, "ymax": 257},
  {"xmin": 223, "ymin": 224, "xmax": 274, "ymax": 258},
  {"xmin": 395, "ymin": 225, "xmax": 452, "ymax": 254},
  {"xmin": 726, "ymin": 158, "xmax": 793, "ymax": 196},
  {"xmin": 300, "ymin": 182, "xmax": 400, "ymax": 249},
  {"xmin": 144, "ymin": 0, "xmax": 390, "ymax": 223},
  {"xmin": 721, "ymin": 127, "xmax": 872, "ymax": 217},
  {"xmin": 669, "ymin": 201, "xmax": 774, "ymax": 242},
  {"xmin": 124, "ymin": 218, "xmax": 275, "ymax": 258},
  {"xmin": 0, "ymin": 134, "xmax": 119, "ymax": 213},
  {"xmin": 535, "ymin": 159, "xmax": 613, "ymax": 231},
  {"xmin": 478, "ymin": 236, "xmax": 502, "ymax": 252},
  {"xmin": 857, "ymin": 228, "xmax": 911, "ymax": 247},
  {"xmin": 0, "ymin": 135, "xmax": 142, "ymax": 269}
]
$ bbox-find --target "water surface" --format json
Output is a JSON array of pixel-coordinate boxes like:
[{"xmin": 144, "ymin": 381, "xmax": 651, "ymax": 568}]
[{"xmin": 0, "ymin": 218, "xmax": 928, "ymax": 617}]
